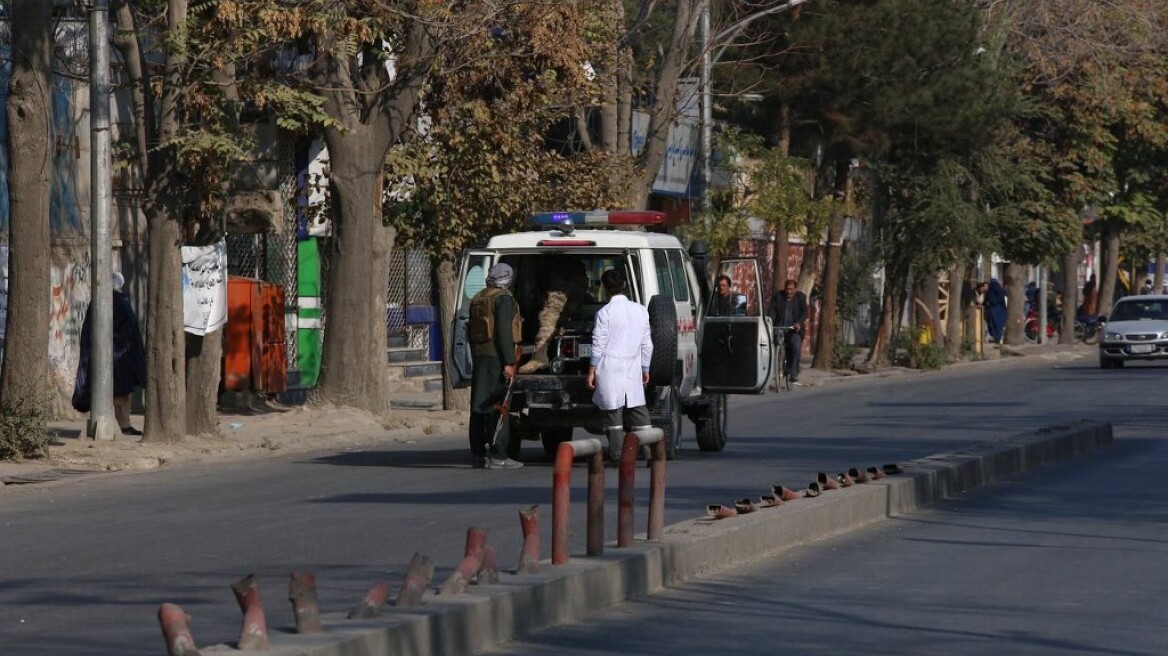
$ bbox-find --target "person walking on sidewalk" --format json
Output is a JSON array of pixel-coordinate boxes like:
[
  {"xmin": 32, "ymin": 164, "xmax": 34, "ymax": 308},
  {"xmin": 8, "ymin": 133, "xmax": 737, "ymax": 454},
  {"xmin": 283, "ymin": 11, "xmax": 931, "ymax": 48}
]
[
  {"xmin": 72, "ymin": 272, "xmax": 148, "ymax": 435},
  {"xmin": 467, "ymin": 263, "xmax": 524, "ymax": 469},
  {"xmin": 586, "ymin": 269, "xmax": 654, "ymax": 462},
  {"xmin": 767, "ymin": 279, "xmax": 807, "ymax": 384}
]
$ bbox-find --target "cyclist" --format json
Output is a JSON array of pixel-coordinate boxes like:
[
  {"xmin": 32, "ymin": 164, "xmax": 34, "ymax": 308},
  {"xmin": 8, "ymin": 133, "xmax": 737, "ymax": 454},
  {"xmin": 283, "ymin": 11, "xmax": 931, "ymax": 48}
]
[{"xmin": 767, "ymin": 279, "xmax": 808, "ymax": 384}]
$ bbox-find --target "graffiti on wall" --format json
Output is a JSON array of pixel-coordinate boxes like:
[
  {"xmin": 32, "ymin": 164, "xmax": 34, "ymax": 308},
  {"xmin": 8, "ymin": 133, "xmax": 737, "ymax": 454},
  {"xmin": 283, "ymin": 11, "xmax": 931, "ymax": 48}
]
[{"xmin": 48, "ymin": 250, "xmax": 91, "ymax": 385}]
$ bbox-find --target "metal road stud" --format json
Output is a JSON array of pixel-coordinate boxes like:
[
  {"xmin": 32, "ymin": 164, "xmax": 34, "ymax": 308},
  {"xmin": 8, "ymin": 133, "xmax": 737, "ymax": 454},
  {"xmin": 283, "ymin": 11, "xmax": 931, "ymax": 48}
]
[
  {"xmin": 517, "ymin": 505, "xmax": 541, "ymax": 574},
  {"xmin": 288, "ymin": 570, "xmax": 324, "ymax": 634},
  {"xmin": 158, "ymin": 603, "xmax": 201, "ymax": 656},
  {"xmin": 395, "ymin": 553, "xmax": 434, "ymax": 607},
  {"xmin": 348, "ymin": 581, "xmax": 392, "ymax": 620},
  {"xmin": 439, "ymin": 527, "xmax": 487, "ymax": 595},
  {"xmin": 478, "ymin": 544, "xmax": 501, "ymax": 585},
  {"xmin": 230, "ymin": 574, "xmax": 270, "ymax": 650}
]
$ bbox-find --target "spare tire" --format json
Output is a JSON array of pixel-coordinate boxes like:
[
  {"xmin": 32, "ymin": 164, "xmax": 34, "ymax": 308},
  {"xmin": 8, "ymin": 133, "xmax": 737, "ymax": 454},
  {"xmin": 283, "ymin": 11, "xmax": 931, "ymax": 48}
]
[{"xmin": 647, "ymin": 295, "xmax": 678, "ymax": 388}]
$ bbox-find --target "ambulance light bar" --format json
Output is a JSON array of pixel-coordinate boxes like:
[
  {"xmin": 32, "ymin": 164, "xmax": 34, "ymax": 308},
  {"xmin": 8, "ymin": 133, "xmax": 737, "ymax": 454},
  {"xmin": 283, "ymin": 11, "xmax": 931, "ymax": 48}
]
[{"xmin": 529, "ymin": 210, "xmax": 666, "ymax": 228}]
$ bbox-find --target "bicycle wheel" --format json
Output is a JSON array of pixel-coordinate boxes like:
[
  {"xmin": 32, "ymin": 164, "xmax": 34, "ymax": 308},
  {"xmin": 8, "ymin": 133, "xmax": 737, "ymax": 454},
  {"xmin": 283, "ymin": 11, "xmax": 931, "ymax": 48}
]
[
  {"xmin": 772, "ymin": 338, "xmax": 786, "ymax": 392},
  {"xmin": 1024, "ymin": 319, "xmax": 1039, "ymax": 343}
]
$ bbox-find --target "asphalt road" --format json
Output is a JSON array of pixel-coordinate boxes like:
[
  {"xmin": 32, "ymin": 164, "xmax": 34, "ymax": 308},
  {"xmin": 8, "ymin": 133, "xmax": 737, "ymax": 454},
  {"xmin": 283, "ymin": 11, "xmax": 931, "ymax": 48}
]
[
  {"xmin": 482, "ymin": 424, "xmax": 1168, "ymax": 656},
  {"xmin": 1, "ymin": 350, "xmax": 1163, "ymax": 654}
]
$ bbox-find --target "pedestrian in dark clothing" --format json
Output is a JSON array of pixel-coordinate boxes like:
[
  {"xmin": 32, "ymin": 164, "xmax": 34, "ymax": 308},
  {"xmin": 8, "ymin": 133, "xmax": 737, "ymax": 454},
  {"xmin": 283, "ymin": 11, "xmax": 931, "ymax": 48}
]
[
  {"xmin": 467, "ymin": 263, "xmax": 524, "ymax": 469},
  {"xmin": 72, "ymin": 272, "xmax": 148, "ymax": 435},
  {"xmin": 709, "ymin": 275, "xmax": 737, "ymax": 316},
  {"xmin": 984, "ymin": 278, "xmax": 1007, "ymax": 343},
  {"xmin": 767, "ymin": 279, "xmax": 808, "ymax": 382}
]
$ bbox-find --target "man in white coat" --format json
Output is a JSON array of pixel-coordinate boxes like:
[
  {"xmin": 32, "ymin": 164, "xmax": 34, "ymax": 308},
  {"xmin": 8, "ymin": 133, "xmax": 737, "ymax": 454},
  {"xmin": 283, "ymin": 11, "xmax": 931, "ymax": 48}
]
[{"xmin": 586, "ymin": 269, "xmax": 654, "ymax": 462}]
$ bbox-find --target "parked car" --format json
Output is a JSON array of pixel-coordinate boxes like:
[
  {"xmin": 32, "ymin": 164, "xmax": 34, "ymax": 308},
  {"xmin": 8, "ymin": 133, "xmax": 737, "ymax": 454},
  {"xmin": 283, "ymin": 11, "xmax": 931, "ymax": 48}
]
[
  {"xmin": 452, "ymin": 210, "xmax": 774, "ymax": 459},
  {"xmin": 1098, "ymin": 295, "xmax": 1168, "ymax": 369}
]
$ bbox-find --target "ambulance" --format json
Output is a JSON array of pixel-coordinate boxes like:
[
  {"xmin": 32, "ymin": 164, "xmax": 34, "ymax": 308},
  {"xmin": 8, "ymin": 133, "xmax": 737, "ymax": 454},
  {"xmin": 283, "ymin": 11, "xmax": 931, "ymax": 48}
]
[{"xmin": 453, "ymin": 210, "xmax": 773, "ymax": 460}]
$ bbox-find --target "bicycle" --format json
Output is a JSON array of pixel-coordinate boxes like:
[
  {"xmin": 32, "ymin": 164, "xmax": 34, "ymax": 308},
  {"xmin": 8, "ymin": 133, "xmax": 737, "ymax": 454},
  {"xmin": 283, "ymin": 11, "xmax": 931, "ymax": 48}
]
[{"xmin": 772, "ymin": 326, "xmax": 795, "ymax": 392}]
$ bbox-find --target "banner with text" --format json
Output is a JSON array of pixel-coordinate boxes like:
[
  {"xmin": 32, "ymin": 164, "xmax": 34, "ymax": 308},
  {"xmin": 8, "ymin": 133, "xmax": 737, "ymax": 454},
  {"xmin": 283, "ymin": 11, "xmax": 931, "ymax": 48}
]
[{"xmin": 182, "ymin": 240, "xmax": 228, "ymax": 336}]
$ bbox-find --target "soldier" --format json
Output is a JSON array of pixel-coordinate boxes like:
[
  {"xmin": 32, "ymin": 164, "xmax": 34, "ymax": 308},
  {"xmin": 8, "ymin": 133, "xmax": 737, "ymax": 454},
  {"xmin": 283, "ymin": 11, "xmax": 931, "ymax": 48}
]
[
  {"xmin": 586, "ymin": 269, "xmax": 654, "ymax": 463},
  {"xmin": 467, "ymin": 263, "xmax": 524, "ymax": 469}
]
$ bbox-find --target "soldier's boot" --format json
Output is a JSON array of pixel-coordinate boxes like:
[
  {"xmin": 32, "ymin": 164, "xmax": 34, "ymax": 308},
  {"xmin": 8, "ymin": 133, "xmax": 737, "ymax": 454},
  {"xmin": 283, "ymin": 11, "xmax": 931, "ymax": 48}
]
[
  {"xmin": 605, "ymin": 427, "xmax": 625, "ymax": 464},
  {"xmin": 518, "ymin": 291, "xmax": 567, "ymax": 374}
]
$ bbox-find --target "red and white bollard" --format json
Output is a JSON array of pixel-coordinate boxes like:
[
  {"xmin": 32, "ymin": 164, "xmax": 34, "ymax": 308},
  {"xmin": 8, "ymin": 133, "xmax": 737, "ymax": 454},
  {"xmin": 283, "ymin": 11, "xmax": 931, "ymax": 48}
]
[
  {"xmin": 517, "ymin": 505, "xmax": 541, "ymax": 574},
  {"xmin": 479, "ymin": 544, "xmax": 500, "ymax": 585},
  {"xmin": 395, "ymin": 552, "xmax": 434, "ymax": 607},
  {"xmin": 348, "ymin": 581, "xmax": 392, "ymax": 620},
  {"xmin": 158, "ymin": 603, "xmax": 200, "ymax": 656},
  {"xmin": 617, "ymin": 428, "xmax": 667, "ymax": 548},
  {"xmin": 552, "ymin": 438, "xmax": 606, "ymax": 564},
  {"xmin": 439, "ymin": 527, "xmax": 488, "ymax": 595},
  {"xmin": 230, "ymin": 574, "xmax": 269, "ymax": 650},
  {"xmin": 288, "ymin": 569, "xmax": 324, "ymax": 634}
]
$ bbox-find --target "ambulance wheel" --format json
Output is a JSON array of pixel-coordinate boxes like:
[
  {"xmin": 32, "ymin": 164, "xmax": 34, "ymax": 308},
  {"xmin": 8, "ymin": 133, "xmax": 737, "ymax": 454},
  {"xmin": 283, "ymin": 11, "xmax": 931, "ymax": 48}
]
[
  {"xmin": 647, "ymin": 295, "xmax": 678, "ymax": 389},
  {"xmin": 695, "ymin": 393, "xmax": 728, "ymax": 452}
]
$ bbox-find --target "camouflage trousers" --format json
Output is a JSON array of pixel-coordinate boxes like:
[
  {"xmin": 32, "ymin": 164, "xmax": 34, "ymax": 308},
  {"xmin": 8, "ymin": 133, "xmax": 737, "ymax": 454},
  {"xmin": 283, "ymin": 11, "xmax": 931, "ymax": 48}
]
[{"xmin": 518, "ymin": 290, "xmax": 567, "ymax": 374}]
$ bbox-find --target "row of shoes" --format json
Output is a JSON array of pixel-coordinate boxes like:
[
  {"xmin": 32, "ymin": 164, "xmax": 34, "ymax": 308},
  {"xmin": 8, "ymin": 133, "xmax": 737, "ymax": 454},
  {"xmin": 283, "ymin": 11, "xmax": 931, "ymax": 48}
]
[{"xmin": 708, "ymin": 463, "xmax": 903, "ymax": 518}]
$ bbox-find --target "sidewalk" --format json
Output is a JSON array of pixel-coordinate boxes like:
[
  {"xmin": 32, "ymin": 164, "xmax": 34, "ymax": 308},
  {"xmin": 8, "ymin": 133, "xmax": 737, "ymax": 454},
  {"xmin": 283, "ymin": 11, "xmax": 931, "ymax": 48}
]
[{"xmin": 0, "ymin": 342, "xmax": 1094, "ymax": 487}]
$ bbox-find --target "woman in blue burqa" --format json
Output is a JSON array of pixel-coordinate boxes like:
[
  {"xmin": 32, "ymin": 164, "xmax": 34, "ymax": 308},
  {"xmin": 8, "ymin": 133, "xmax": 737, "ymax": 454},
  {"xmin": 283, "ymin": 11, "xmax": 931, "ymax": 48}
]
[
  {"xmin": 984, "ymin": 278, "xmax": 1008, "ymax": 343},
  {"xmin": 72, "ymin": 272, "xmax": 148, "ymax": 435}
]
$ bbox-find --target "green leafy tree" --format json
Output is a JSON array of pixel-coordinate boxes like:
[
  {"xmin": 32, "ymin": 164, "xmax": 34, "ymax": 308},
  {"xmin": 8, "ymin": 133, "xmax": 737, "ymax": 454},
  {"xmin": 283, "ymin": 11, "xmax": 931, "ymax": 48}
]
[{"xmin": 387, "ymin": 1, "xmax": 636, "ymax": 409}]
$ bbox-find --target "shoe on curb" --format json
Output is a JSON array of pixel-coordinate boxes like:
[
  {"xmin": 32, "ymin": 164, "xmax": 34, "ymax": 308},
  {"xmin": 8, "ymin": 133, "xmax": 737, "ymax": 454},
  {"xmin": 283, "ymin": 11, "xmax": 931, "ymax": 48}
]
[
  {"xmin": 472, "ymin": 457, "xmax": 489, "ymax": 469},
  {"xmin": 487, "ymin": 456, "xmax": 524, "ymax": 469}
]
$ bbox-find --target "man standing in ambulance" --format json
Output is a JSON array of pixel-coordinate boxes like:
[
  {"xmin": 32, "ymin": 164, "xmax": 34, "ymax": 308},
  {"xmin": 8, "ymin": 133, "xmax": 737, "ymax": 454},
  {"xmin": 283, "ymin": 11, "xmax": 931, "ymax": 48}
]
[{"xmin": 586, "ymin": 269, "xmax": 654, "ymax": 462}]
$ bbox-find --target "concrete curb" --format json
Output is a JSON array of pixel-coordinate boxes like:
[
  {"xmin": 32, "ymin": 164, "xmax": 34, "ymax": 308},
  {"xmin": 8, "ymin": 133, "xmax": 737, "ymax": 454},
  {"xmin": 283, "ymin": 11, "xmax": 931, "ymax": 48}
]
[{"xmin": 199, "ymin": 420, "xmax": 1112, "ymax": 656}]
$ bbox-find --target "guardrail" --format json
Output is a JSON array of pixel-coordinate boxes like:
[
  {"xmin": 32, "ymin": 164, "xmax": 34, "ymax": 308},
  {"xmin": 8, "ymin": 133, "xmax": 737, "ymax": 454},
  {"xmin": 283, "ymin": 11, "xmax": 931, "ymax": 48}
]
[{"xmin": 617, "ymin": 428, "xmax": 666, "ymax": 547}]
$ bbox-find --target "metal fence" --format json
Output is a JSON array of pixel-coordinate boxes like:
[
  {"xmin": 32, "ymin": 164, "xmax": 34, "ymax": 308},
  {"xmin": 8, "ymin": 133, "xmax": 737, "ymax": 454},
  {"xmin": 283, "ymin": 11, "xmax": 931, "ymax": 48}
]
[{"xmin": 387, "ymin": 249, "xmax": 433, "ymax": 350}]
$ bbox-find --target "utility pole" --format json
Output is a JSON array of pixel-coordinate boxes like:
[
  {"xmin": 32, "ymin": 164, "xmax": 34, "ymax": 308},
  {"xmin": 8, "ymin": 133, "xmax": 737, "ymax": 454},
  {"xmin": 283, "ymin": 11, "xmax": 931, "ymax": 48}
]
[
  {"xmin": 699, "ymin": 2, "xmax": 712, "ymax": 213},
  {"xmin": 88, "ymin": 0, "xmax": 118, "ymax": 440}
]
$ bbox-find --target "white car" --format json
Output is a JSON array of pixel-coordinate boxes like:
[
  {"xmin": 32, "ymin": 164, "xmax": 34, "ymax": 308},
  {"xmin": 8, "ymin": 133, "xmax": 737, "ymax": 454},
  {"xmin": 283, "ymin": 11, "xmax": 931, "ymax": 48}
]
[
  {"xmin": 452, "ymin": 210, "xmax": 774, "ymax": 459},
  {"xmin": 1098, "ymin": 295, "xmax": 1168, "ymax": 369}
]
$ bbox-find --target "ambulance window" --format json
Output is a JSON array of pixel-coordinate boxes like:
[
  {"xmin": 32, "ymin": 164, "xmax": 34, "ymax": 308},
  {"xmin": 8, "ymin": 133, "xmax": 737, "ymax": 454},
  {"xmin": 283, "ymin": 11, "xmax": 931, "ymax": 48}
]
[
  {"xmin": 459, "ymin": 256, "xmax": 490, "ymax": 313},
  {"xmin": 653, "ymin": 250, "xmax": 675, "ymax": 299},
  {"xmin": 667, "ymin": 250, "xmax": 690, "ymax": 302}
]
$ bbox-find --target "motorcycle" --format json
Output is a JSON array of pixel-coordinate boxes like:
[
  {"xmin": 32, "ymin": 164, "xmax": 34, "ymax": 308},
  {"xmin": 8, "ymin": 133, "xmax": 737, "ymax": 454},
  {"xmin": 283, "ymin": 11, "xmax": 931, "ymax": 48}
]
[{"xmin": 1023, "ymin": 306, "xmax": 1101, "ymax": 344}]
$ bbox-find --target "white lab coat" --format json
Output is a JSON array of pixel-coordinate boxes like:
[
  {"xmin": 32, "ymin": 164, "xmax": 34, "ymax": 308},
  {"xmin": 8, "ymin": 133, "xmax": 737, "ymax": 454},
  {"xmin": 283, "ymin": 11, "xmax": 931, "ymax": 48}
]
[{"xmin": 590, "ymin": 294, "xmax": 654, "ymax": 410}]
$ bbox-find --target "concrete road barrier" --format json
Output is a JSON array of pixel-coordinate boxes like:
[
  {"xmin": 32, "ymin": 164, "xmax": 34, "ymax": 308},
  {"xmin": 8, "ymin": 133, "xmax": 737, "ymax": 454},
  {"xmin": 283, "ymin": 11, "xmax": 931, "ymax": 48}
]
[{"xmin": 196, "ymin": 420, "xmax": 1112, "ymax": 656}]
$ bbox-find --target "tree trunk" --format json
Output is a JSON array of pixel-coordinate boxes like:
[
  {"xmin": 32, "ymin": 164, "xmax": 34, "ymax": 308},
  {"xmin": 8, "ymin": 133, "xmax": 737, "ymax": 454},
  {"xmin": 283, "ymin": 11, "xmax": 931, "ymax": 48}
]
[
  {"xmin": 630, "ymin": 0, "xmax": 702, "ymax": 208},
  {"xmin": 813, "ymin": 161, "xmax": 849, "ymax": 370},
  {"xmin": 1155, "ymin": 253, "xmax": 1166, "ymax": 294},
  {"xmin": 598, "ymin": 0, "xmax": 622, "ymax": 153},
  {"xmin": 184, "ymin": 333, "xmax": 222, "ymax": 435},
  {"xmin": 1098, "ymin": 221, "xmax": 1120, "ymax": 315},
  {"xmin": 142, "ymin": 0, "xmax": 190, "ymax": 442},
  {"xmin": 315, "ymin": 138, "xmax": 395, "ymax": 415},
  {"xmin": 773, "ymin": 225, "xmax": 789, "ymax": 295},
  {"xmin": 771, "ymin": 103, "xmax": 791, "ymax": 295},
  {"xmin": 865, "ymin": 283, "xmax": 895, "ymax": 368},
  {"xmin": 616, "ymin": 49, "xmax": 632, "ymax": 156},
  {"xmin": 915, "ymin": 271, "xmax": 942, "ymax": 347},
  {"xmin": 1060, "ymin": 249, "xmax": 1081, "ymax": 344},
  {"xmin": 1003, "ymin": 263, "xmax": 1026, "ymax": 345},
  {"xmin": 796, "ymin": 241, "xmax": 819, "ymax": 296},
  {"xmin": 945, "ymin": 261, "xmax": 966, "ymax": 360},
  {"xmin": 436, "ymin": 258, "xmax": 469, "ymax": 412},
  {"xmin": 0, "ymin": 0, "xmax": 54, "ymax": 425}
]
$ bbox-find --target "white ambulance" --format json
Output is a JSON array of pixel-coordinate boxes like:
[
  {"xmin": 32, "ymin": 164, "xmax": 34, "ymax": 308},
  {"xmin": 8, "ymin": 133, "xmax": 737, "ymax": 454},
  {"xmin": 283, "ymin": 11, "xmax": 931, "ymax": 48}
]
[{"xmin": 453, "ymin": 210, "xmax": 773, "ymax": 460}]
